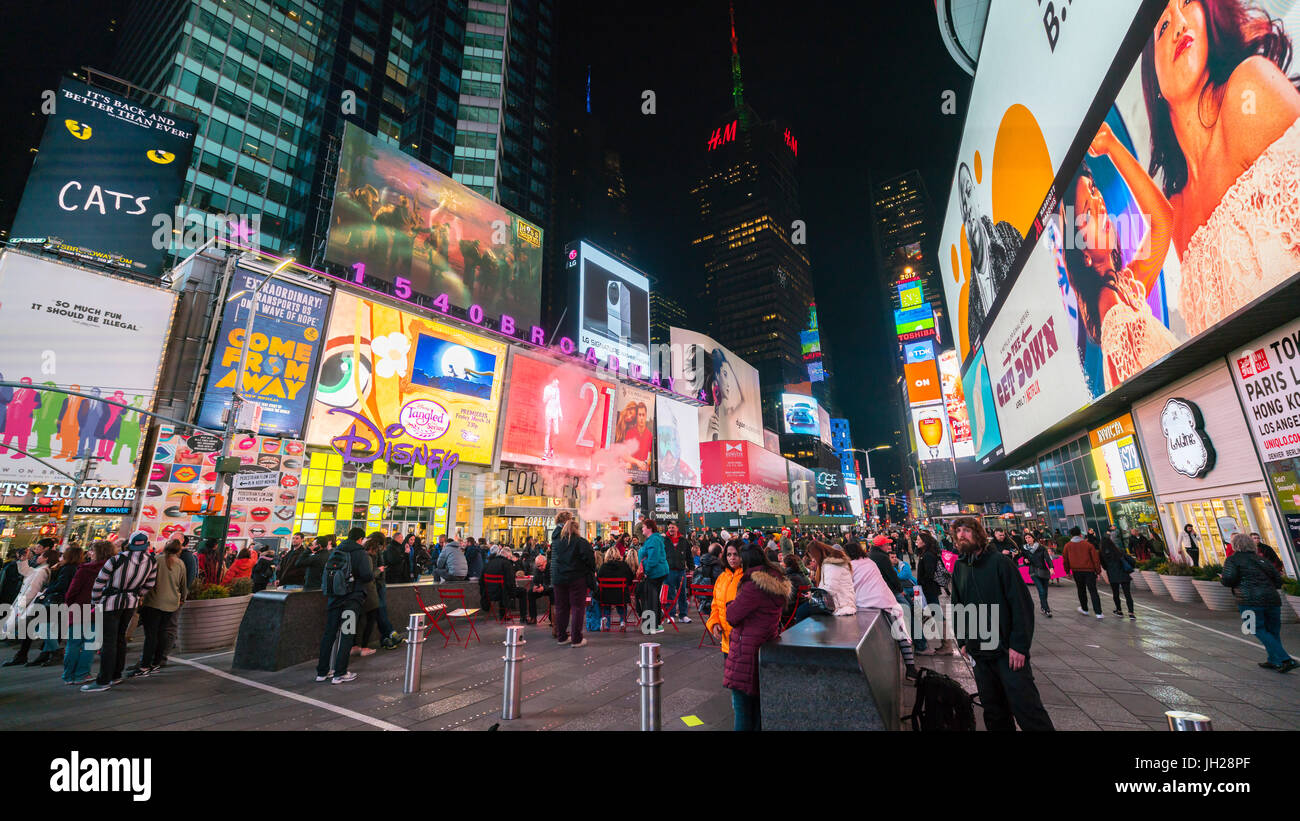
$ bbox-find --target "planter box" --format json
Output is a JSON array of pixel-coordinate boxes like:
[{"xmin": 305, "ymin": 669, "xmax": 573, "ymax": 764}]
[
  {"xmin": 178, "ymin": 595, "xmax": 252, "ymax": 653},
  {"xmin": 1285, "ymin": 594, "xmax": 1300, "ymax": 624},
  {"xmin": 1159, "ymin": 574, "xmax": 1200, "ymax": 604},
  {"xmin": 1191, "ymin": 579, "xmax": 1236, "ymax": 611},
  {"xmin": 1139, "ymin": 570, "xmax": 1166, "ymax": 595},
  {"xmin": 1129, "ymin": 572, "xmax": 1148, "ymax": 592}
]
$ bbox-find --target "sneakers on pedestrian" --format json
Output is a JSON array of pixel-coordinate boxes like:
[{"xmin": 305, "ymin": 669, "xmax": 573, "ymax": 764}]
[
  {"xmin": 126, "ymin": 666, "xmax": 151, "ymax": 679},
  {"xmin": 80, "ymin": 681, "xmax": 112, "ymax": 692},
  {"xmin": 1043, "ymin": 609, "xmax": 1053, "ymax": 618},
  {"xmin": 314, "ymin": 669, "xmax": 336, "ymax": 682},
  {"xmin": 1077, "ymin": 607, "xmax": 1089, "ymax": 616},
  {"xmin": 571, "ymin": 639, "xmax": 588, "ymax": 648},
  {"xmin": 1129, "ymin": 613, "xmax": 1136, "ymax": 621},
  {"xmin": 1096, "ymin": 613, "xmax": 1104, "ymax": 619},
  {"xmin": 1278, "ymin": 659, "xmax": 1299, "ymax": 674},
  {"xmin": 1259, "ymin": 661, "xmax": 1281, "ymax": 669},
  {"xmin": 387, "ymin": 631, "xmax": 404, "ymax": 647},
  {"xmin": 2, "ymin": 656, "xmax": 28, "ymax": 667},
  {"xmin": 557, "ymin": 636, "xmax": 571, "ymax": 645},
  {"xmin": 680, "ymin": 616, "xmax": 692, "ymax": 623},
  {"xmin": 331, "ymin": 672, "xmax": 357, "ymax": 684},
  {"xmin": 1113, "ymin": 610, "xmax": 1123, "ymax": 616}
]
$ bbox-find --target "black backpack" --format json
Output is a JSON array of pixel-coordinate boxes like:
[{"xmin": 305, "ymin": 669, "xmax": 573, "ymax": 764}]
[
  {"xmin": 909, "ymin": 668, "xmax": 978, "ymax": 731},
  {"xmin": 322, "ymin": 548, "xmax": 356, "ymax": 598}
]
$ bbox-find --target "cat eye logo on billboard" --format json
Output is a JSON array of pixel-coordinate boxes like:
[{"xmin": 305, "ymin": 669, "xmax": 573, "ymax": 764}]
[
  {"xmin": 398, "ymin": 399, "xmax": 451, "ymax": 441},
  {"xmin": 146, "ymin": 150, "xmax": 176, "ymax": 165},
  {"xmin": 1161, "ymin": 398, "xmax": 1216, "ymax": 479},
  {"xmin": 64, "ymin": 120, "xmax": 91, "ymax": 140}
]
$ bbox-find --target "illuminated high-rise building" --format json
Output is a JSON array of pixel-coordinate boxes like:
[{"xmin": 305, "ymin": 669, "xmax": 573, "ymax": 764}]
[{"xmin": 691, "ymin": 2, "xmax": 813, "ymax": 431}]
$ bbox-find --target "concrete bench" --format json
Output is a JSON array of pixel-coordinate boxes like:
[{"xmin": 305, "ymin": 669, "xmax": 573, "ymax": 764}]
[
  {"xmin": 231, "ymin": 581, "xmax": 485, "ymax": 672},
  {"xmin": 757, "ymin": 609, "xmax": 901, "ymax": 730}
]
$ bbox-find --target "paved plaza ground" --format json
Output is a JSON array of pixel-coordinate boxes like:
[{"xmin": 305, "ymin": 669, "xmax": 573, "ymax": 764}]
[{"xmin": 0, "ymin": 581, "xmax": 1296, "ymax": 731}]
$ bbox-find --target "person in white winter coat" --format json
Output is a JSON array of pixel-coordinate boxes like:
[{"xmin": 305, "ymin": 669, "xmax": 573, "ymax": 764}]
[
  {"xmin": 844, "ymin": 541, "xmax": 919, "ymax": 680},
  {"xmin": 1, "ymin": 546, "xmax": 57, "ymax": 651},
  {"xmin": 803, "ymin": 541, "xmax": 857, "ymax": 616}
]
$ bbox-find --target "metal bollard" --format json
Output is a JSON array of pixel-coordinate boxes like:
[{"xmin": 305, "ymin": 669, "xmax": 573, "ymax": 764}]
[
  {"xmin": 1165, "ymin": 710, "xmax": 1213, "ymax": 731},
  {"xmin": 403, "ymin": 613, "xmax": 426, "ymax": 694},
  {"xmin": 501, "ymin": 626, "xmax": 526, "ymax": 720},
  {"xmin": 637, "ymin": 642, "xmax": 663, "ymax": 731}
]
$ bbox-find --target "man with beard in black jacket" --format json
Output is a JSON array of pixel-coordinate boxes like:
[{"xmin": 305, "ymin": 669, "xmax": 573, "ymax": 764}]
[{"xmin": 950, "ymin": 517, "xmax": 1054, "ymax": 731}]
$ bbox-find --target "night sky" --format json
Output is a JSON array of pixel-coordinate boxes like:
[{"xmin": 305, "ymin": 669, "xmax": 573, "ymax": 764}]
[
  {"xmin": 555, "ymin": 0, "xmax": 972, "ymax": 490},
  {"xmin": 0, "ymin": 0, "xmax": 973, "ymax": 494}
]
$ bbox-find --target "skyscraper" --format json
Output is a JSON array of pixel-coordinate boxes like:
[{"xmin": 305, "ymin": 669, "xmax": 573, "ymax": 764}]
[
  {"xmin": 649, "ymin": 280, "xmax": 687, "ymax": 346},
  {"xmin": 112, "ymin": 0, "xmax": 554, "ymax": 262},
  {"xmin": 872, "ymin": 170, "xmax": 946, "ymax": 320},
  {"xmin": 691, "ymin": 3, "xmax": 812, "ymax": 430}
]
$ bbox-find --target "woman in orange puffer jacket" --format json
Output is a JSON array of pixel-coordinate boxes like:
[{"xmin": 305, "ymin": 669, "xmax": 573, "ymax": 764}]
[{"xmin": 705, "ymin": 540, "xmax": 745, "ymax": 654}]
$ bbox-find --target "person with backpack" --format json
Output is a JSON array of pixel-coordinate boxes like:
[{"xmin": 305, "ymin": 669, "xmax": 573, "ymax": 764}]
[
  {"xmin": 434, "ymin": 538, "xmax": 468, "ymax": 581},
  {"xmin": 1099, "ymin": 535, "xmax": 1136, "ymax": 620},
  {"xmin": 128, "ymin": 538, "xmax": 188, "ymax": 677},
  {"xmin": 723, "ymin": 545, "xmax": 792, "ymax": 731},
  {"xmin": 314, "ymin": 527, "xmax": 374, "ymax": 684},
  {"xmin": 950, "ymin": 517, "xmax": 1054, "ymax": 731},
  {"xmin": 82, "ymin": 531, "xmax": 158, "ymax": 692}
]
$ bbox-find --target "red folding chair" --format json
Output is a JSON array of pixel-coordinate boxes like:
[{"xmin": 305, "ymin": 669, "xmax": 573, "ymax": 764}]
[
  {"xmin": 690, "ymin": 583, "xmax": 716, "ymax": 647},
  {"xmin": 597, "ymin": 578, "xmax": 636, "ymax": 632},
  {"xmin": 658, "ymin": 578, "xmax": 683, "ymax": 633},
  {"xmin": 483, "ymin": 574, "xmax": 516, "ymax": 623},
  {"xmin": 413, "ymin": 588, "xmax": 450, "ymax": 642},
  {"xmin": 779, "ymin": 585, "xmax": 810, "ymax": 634},
  {"xmin": 436, "ymin": 587, "xmax": 480, "ymax": 647}
]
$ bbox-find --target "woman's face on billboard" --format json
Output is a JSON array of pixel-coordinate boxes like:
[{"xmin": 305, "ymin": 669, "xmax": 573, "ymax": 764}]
[
  {"xmin": 1154, "ymin": 0, "xmax": 1209, "ymax": 104},
  {"xmin": 718, "ymin": 361, "xmax": 740, "ymax": 409},
  {"xmin": 1072, "ymin": 176, "xmax": 1114, "ymax": 266}
]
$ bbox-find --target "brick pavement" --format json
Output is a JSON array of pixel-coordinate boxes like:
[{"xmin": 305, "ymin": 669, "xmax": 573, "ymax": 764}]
[{"xmin": 0, "ymin": 583, "xmax": 1295, "ymax": 731}]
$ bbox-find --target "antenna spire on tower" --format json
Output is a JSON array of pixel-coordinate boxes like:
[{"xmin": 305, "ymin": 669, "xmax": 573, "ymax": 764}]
[{"xmin": 729, "ymin": 2, "xmax": 748, "ymax": 129}]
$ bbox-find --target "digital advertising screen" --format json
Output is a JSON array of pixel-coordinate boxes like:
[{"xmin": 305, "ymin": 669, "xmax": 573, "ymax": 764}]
[
  {"xmin": 904, "ymin": 354, "xmax": 942, "ymax": 407},
  {"xmin": 817, "ymin": 405, "xmax": 832, "ymax": 447},
  {"xmin": 613, "ymin": 383, "xmax": 656, "ymax": 484},
  {"xmin": 961, "ymin": 346, "xmax": 1003, "ymax": 463},
  {"xmin": 325, "ymin": 123, "xmax": 543, "ymax": 331},
  {"xmin": 197, "ymin": 270, "xmax": 330, "ymax": 438},
  {"xmin": 577, "ymin": 241, "xmax": 651, "ymax": 374},
  {"xmin": 1088, "ymin": 413, "xmax": 1148, "ymax": 500},
  {"xmin": 894, "ymin": 305, "xmax": 935, "ymax": 338},
  {"xmin": 499, "ymin": 349, "xmax": 616, "ymax": 473},
  {"xmin": 780, "ymin": 393, "xmax": 821, "ymax": 437},
  {"xmin": 911, "ymin": 403, "xmax": 954, "ymax": 463},
  {"xmin": 304, "ymin": 291, "xmax": 508, "ymax": 467},
  {"xmin": 9, "ymin": 80, "xmax": 197, "ymax": 277},
  {"xmin": 669, "ymin": 327, "xmax": 764, "ymax": 447},
  {"xmin": 937, "ymin": 0, "xmax": 1147, "ymax": 361},
  {"xmin": 0, "ymin": 252, "xmax": 177, "ymax": 487},
  {"xmin": 786, "ymin": 461, "xmax": 817, "ymax": 518},
  {"xmin": 938, "ymin": 348, "xmax": 975, "ymax": 458},
  {"xmin": 654, "ymin": 394, "xmax": 701, "ymax": 488},
  {"xmin": 897, "ymin": 279, "xmax": 924, "ymax": 310}
]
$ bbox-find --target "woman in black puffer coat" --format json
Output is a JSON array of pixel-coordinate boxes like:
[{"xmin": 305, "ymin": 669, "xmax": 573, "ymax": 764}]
[
  {"xmin": 1222, "ymin": 533, "xmax": 1295, "ymax": 673},
  {"xmin": 723, "ymin": 546, "xmax": 791, "ymax": 731}
]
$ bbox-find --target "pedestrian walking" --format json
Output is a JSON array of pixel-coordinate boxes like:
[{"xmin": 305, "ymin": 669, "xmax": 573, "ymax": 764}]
[
  {"xmin": 1222, "ymin": 532, "xmax": 1296, "ymax": 673},
  {"xmin": 1099, "ymin": 535, "xmax": 1137, "ymax": 620},
  {"xmin": 950, "ymin": 517, "xmax": 1054, "ymax": 731},
  {"xmin": 1020, "ymin": 531, "xmax": 1053, "ymax": 618},
  {"xmin": 1062, "ymin": 526, "xmax": 1104, "ymax": 619},
  {"xmin": 638, "ymin": 520, "xmax": 669, "ymax": 632}
]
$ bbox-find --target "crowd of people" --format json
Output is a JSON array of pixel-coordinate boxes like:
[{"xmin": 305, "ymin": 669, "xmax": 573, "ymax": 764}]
[{"xmin": 4, "ymin": 512, "xmax": 1293, "ymax": 726}]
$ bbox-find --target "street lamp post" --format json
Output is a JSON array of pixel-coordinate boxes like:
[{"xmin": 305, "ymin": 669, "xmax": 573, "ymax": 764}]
[{"xmin": 848, "ymin": 446, "xmax": 891, "ymax": 525}]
